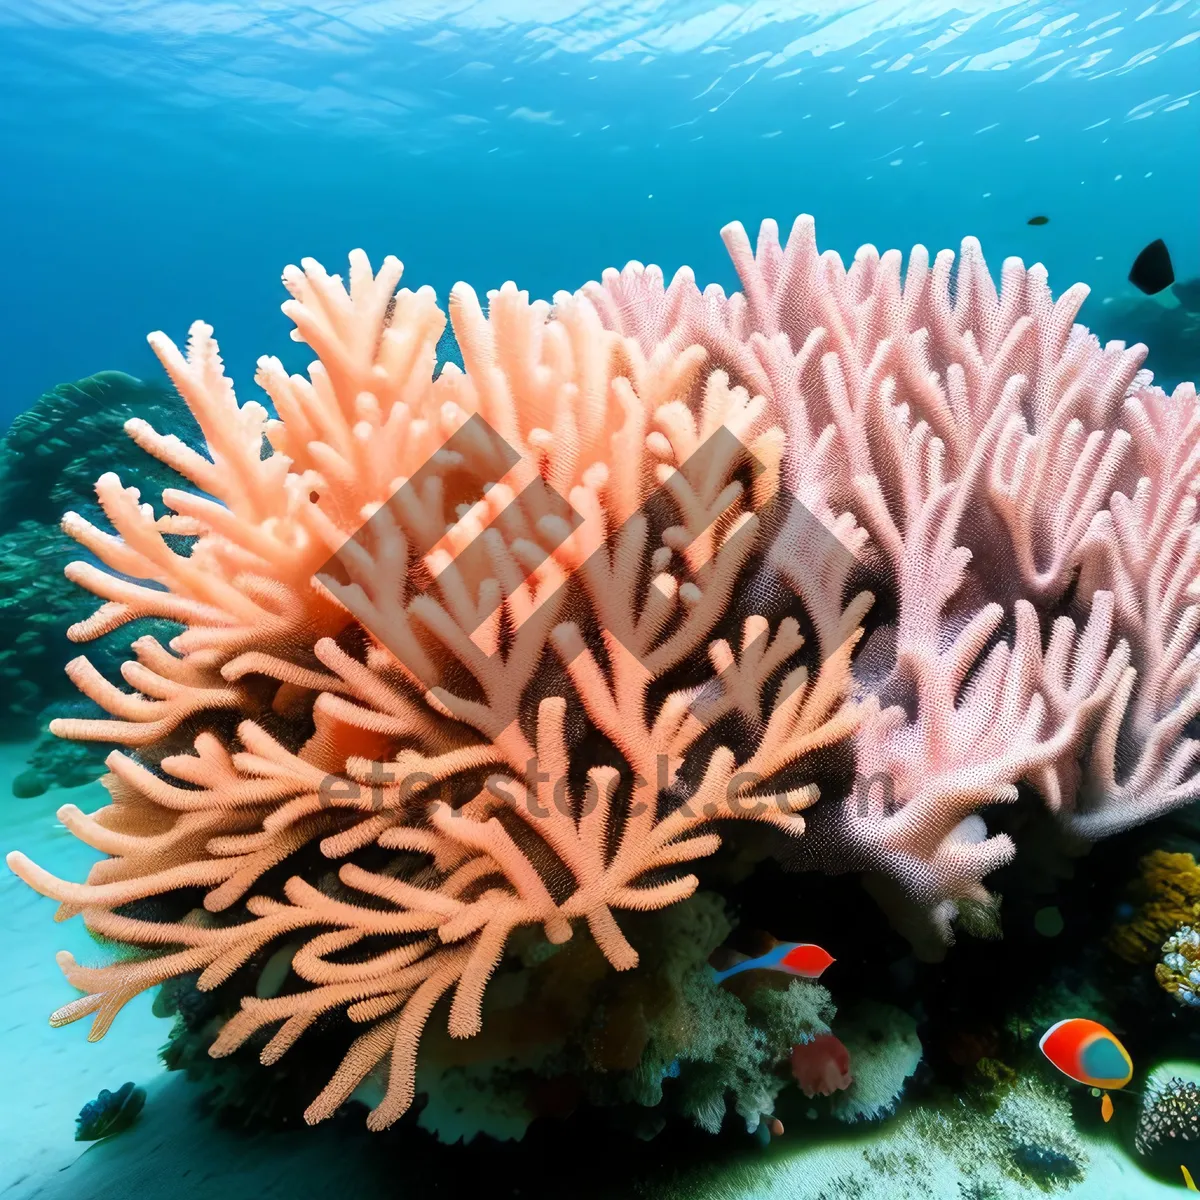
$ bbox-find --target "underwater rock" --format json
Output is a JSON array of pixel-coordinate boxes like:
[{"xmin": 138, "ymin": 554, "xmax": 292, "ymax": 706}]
[
  {"xmin": 10, "ymin": 768, "xmax": 48, "ymax": 799},
  {"xmin": 75, "ymin": 1081, "xmax": 146, "ymax": 1141},
  {"xmin": 991, "ymin": 1079, "xmax": 1087, "ymax": 1189},
  {"xmin": 1009, "ymin": 1141, "xmax": 1082, "ymax": 1183},
  {"xmin": 829, "ymin": 1002, "xmax": 922, "ymax": 1122}
]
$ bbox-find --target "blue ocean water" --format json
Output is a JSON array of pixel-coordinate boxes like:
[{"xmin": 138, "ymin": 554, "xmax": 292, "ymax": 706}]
[
  {"xmin": 2, "ymin": 4, "xmax": 1200, "ymax": 1199},
  {"xmin": 0, "ymin": 0, "xmax": 1197, "ymax": 423}
]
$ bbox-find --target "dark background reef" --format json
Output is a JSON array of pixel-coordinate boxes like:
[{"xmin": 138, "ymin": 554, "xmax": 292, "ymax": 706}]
[
  {"xmin": 0, "ymin": 372, "xmax": 197, "ymax": 793},
  {"xmin": 1090, "ymin": 285, "xmax": 1200, "ymax": 395}
]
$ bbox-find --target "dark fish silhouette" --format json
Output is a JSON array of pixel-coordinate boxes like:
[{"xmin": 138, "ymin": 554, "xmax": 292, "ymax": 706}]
[
  {"xmin": 1027, "ymin": 215, "xmax": 1050, "ymax": 226},
  {"xmin": 1129, "ymin": 239, "xmax": 1175, "ymax": 295}
]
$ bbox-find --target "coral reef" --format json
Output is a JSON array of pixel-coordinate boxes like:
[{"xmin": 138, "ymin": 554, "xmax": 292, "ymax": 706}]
[
  {"xmin": 0, "ymin": 371, "xmax": 190, "ymax": 527},
  {"xmin": 1136, "ymin": 1074, "xmax": 1200, "ymax": 1152},
  {"xmin": 587, "ymin": 217, "xmax": 1200, "ymax": 952},
  {"xmin": 153, "ymin": 890, "xmax": 834, "ymax": 1141},
  {"xmin": 7, "ymin": 216, "xmax": 1200, "ymax": 1138},
  {"xmin": 828, "ymin": 1001, "xmax": 921, "ymax": 1121},
  {"xmin": 790, "ymin": 1032, "xmax": 852, "ymax": 1097},
  {"xmin": 9, "ymin": 250, "xmax": 863, "ymax": 1130},
  {"xmin": 671, "ymin": 975, "xmax": 835, "ymax": 1134},
  {"xmin": 1136, "ymin": 1072, "xmax": 1200, "ymax": 1178}
]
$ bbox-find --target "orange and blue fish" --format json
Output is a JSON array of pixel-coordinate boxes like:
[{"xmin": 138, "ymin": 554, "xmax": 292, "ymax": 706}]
[
  {"xmin": 712, "ymin": 942, "xmax": 834, "ymax": 984},
  {"xmin": 1039, "ymin": 1018, "xmax": 1134, "ymax": 1091},
  {"xmin": 1039, "ymin": 1017, "xmax": 1133, "ymax": 1122},
  {"xmin": 1041, "ymin": 1018, "xmax": 1197, "ymax": 1185}
]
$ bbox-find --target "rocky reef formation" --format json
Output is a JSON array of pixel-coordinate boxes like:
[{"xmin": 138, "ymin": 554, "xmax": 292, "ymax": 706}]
[{"xmin": 0, "ymin": 371, "xmax": 192, "ymax": 790}]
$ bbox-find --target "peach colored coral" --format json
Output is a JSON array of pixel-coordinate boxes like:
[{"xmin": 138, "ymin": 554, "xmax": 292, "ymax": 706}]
[{"xmin": 8, "ymin": 248, "xmax": 861, "ymax": 1128}]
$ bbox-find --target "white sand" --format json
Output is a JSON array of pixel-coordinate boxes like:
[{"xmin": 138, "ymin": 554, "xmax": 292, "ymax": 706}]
[
  {"xmin": 0, "ymin": 741, "xmax": 167, "ymax": 1191},
  {"xmin": 656, "ymin": 1115, "xmax": 1188, "ymax": 1199},
  {"xmin": 0, "ymin": 741, "xmax": 390, "ymax": 1200}
]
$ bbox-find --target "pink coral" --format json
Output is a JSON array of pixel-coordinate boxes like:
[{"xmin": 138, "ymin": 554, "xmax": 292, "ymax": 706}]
[{"xmin": 582, "ymin": 216, "xmax": 1200, "ymax": 950}]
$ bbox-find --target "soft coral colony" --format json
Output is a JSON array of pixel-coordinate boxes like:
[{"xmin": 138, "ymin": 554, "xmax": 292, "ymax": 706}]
[{"xmin": 8, "ymin": 215, "xmax": 1200, "ymax": 1132}]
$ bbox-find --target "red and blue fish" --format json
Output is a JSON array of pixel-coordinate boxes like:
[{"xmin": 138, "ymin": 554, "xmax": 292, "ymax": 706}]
[
  {"xmin": 1039, "ymin": 1017, "xmax": 1134, "ymax": 1093},
  {"xmin": 712, "ymin": 941, "xmax": 834, "ymax": 984},
  {"xmin": 1039, "ymin": 1017, "xmax": 1133, "ymax": 1126}
]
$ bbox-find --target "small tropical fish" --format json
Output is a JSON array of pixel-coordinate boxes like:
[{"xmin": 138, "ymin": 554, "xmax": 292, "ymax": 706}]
[
  {"xmin": 1027, "ymin": 215, "xmax": 1050, "ymax": 226},
  {"xmin": 1040, "ymin": 1018, "xmax": 1133, "ymax": 1121},
  {"xmin": 1184, "ymin": 1164, "xmax": 1199, "ymax": 1192},
  {"xmin": 712, "ymin": 942, "xmax": 834, "ymax": 983},
  {"xmin": 1039, "ymin": 1018, "xmax": 1133, "ymax": 1089},
  {"xmin": 1129, "ymin": 238, "xmax": 1175, "ymax": 295}
]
